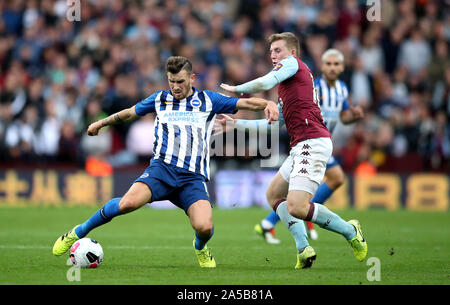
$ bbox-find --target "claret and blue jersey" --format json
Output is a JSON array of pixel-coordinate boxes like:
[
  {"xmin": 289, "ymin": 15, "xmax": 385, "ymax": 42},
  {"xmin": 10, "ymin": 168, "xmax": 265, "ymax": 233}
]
[
  {"xmin": 314, "ymin": 76, "xmax": 350, "ymax": 136},
  {"xmin": 134, "ymin": 87, "xmax": 238, "ymax": 181}
]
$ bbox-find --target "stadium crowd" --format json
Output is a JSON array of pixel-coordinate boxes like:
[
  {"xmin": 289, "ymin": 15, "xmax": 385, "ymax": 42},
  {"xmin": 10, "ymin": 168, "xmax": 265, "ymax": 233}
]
[{"xmin": 0, "ymin": 0, "xmax": 449, "ymax": 173}]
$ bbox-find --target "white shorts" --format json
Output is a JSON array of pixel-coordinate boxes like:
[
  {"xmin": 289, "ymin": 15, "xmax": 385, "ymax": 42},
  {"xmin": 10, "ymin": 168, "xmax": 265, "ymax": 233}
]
[{"xmin": 279, "ymin": 137, "xmax": 332, "ymax": 195}]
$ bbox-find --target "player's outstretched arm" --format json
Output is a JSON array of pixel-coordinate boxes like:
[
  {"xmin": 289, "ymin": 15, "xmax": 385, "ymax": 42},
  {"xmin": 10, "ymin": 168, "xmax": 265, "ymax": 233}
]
[
  {"xmin": 87, "ymin": 106, "xmax": 139, "ymax": 136},
  {"xmin": 220, "ymin": 73, "xmax": 278, "ymax": 95},
  {"xmin": 220, "ymin": 56, "xmax": 298, "ymax": 95},
  {"xmin": 236, "ymin": 97, "xmax": 279, "ymax": 123}
]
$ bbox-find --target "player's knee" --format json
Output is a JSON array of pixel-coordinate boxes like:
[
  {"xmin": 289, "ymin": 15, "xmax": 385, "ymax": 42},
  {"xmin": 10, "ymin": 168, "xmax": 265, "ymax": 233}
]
[
  {"xmin": 194, "ymin": 221, "xmax": 214, "ymax": 237},
  {"xmin": 334, "ymin": 176, "xmax": 345, "ymax": 189},
  {"xmin": 118, "ymin": 197, "xmax": 139, "ymax": 213},
  {"xmin": 266, "ymin": 188, "xmax": 281, "ymax": 206},
  {"xmin": 286, "ymin": 199, "xmax": 309, "ymax": 219},
  {"xmin": 327, "ymin": 170, "xmax": 345, "ymax": 189},
  {"xmin": 119, "ymin": 182, "xmax": 152, "ymax": 213}
]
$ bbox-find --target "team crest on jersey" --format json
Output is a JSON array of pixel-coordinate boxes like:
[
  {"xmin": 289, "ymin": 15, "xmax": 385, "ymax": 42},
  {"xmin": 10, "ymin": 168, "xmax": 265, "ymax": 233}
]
[
  {"xmin": 139, "ymin": 173, "xmax": 149, "ymax": 179},
  {"xmin": 190, "ymin": 99, "xmax": 201, "ymax": 108},
  {"xmin": 273, "ymin": 63, "xmax": 283, "ymax": 71}
]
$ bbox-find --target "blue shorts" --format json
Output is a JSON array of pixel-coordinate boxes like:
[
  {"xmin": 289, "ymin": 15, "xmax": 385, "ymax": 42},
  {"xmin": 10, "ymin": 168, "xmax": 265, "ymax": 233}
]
[
  {"xmin": 134, "ymin": 158, "xmax": 211, "ymax": 213},
  {"xmin": 326, "ymin": 155, "xmax": 339, "ymax": 169}
]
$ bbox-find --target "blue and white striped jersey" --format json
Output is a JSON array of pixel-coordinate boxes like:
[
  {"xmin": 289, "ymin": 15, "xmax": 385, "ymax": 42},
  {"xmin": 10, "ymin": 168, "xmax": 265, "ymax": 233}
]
[
  {"xmin": 314, "ymin": 76, "xmax": 350, "ymax": 135},
  {"xmin": 135, "ymin": 88, "xmax": 238, "ymax": 180}
]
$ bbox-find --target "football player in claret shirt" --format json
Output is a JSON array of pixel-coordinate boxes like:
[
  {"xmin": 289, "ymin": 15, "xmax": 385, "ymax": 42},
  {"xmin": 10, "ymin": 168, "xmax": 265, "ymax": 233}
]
[
  {"xmin": 220, "ymin": 32, "xmax": 367, "ymax": 269},
  {"xmin": 52, "ymin": 56, "xmax": 279, "ymax": 268},
  {"xmin": 249, "ymin": 48, "xmax": 364, "ymax": 243}
]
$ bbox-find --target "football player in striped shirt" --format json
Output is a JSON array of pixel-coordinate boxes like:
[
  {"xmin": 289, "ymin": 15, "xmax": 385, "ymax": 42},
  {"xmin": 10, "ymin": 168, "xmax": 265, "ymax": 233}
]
[
  {"xmin": 52, "ymin": 56, "xmax": 279, "ymax": 268},
  {"xmin": 250, "ymin": 48, "xmax": 364, "ymax": 243}
]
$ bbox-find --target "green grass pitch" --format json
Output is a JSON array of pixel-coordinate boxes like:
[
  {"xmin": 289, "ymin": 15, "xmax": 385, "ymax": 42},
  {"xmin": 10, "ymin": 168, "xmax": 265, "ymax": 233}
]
[{"xmin": 0, "ymin": 205, "xmax": 449, "ymax": 285}]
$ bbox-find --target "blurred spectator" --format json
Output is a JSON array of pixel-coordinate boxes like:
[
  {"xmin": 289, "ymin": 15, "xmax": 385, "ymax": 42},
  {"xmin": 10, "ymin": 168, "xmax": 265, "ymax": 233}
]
[
  {"xmin": 4, "ymin": 104, "xmax": 39, "ymax": 161},
  {"xmin": 350, "ymin": 56, "xmax": 371, "ymax": 107},
  {"xmin": 35, "ymin": 99, "xmax": 60, "ymax": 160},
  {"xmin": 126, "ymin": 114, "xmax": 156, "ymax": 162},
  {"xmin": 80, "ymin": 98, "xmax": 111, "ymax": 157},
  {"xmin": 397, "ymin": 28, "xmax": 432, "ymax": 76},
  {"xmin": 359, "ymin": 25, "xmax": 384, "ymax": 76},
  {"xmin": 336, "ymin": 0, "xmax": 363, "ymax": 40},
  {"xmin": 58, "ymin": 119, "xmax": 80, "ymax": 163}
]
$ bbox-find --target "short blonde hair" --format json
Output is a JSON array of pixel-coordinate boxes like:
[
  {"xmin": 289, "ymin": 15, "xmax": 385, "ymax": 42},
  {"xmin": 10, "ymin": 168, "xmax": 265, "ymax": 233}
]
[
  {"xmin": 268, "ymin": 32, "xmax": 300, "ymax": 57},
  {"xmin": 321, "ymin": 49, "xmax": 344, "ymax": 63}
]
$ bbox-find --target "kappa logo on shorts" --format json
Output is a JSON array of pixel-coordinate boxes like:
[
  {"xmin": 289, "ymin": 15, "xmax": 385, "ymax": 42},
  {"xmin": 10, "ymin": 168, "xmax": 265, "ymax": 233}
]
[
  {"xmin": 139, "ymin": 173, "xmax": 149, "ymax": 179},
  {"xmin": 298, "ymin": 168, "xmax": 308, "ymax": 174},
  {"xmin": 302, "ymin": 144, "xmax": 312, "ymax": 150},
  {"xmin": 300, "ymin": 159, "xmax": 309, "ymax": 165},
  {"xmin": 301, "ymin": 151, "xmax": 310, "ymax": 156}
]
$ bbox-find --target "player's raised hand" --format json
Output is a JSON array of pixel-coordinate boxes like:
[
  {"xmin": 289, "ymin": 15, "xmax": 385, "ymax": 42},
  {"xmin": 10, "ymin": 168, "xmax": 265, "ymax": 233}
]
[
  {"xmin": 212, "ymin": 114, "xmax": 235, "ymax": 136},
  {"xmin": 264, "ymin": 101, "xmax": 279, "ymax": 124},
  {"xmin": 220, "ymin": 83, "xmax": 237, "ymax": 93},
  {"xmin": 87, "ymin": 121, "xmax": 103, "ymax": 136}
]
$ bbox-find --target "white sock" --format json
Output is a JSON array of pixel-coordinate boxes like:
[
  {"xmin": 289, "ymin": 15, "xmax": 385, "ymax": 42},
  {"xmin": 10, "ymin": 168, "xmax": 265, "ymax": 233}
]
[{"xmin": 261, "ymin": 219, "xmax": 274, "ymax": 230}]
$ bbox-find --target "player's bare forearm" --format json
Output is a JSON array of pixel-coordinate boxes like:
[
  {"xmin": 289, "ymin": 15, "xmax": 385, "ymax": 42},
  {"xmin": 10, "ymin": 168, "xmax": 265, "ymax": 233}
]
[
  {"xmin": 340, "ymin": 106, "xmax": 364, "ymax": 125},
  {"xmin": 87, "ymin": 106, "xmax": 138, "ymax": 136},
  {"xmin": 236, "ymin": 97, "xmax": 269, "ymax": 111},
  {"xmin": 101, "ymin": 108, "xmax": 136, "ymax": 126},
  {"xmin": 236, "ymin": 98, "xmax": 279, "ymax": 123}
]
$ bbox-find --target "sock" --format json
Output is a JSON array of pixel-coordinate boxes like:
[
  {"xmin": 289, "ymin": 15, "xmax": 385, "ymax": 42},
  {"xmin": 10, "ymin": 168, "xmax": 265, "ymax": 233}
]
[
  {"xmin": 275, "ymin": 200, "xmax": 309, "ymax": 252},
  {"xmin": 262, "ymin": 210, "xmax": 280, "ymax": 229},
  {"xmin": 75, "ymin": 197, "xmax": 123, "ymax": 238},
  {"xmin": 195, "ymin": 226, "xmax": 214, "ymax": 250},
  {"xmin": 305, "ymin": 202, "xmax": 356, "ymax": 240},
  {"xmin": 311, "ymin": 182, "xmax": 334, "ymax": 204}
]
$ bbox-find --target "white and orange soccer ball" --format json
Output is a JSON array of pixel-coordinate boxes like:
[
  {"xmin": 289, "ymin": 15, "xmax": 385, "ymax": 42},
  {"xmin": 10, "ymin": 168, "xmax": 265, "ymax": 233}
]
[{"xmin": 70, "ymin": 238, "xmax": 103, "ymax": 268}]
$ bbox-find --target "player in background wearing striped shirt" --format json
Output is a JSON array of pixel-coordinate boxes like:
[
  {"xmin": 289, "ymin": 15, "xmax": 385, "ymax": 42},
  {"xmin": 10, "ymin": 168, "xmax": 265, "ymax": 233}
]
[
  {"xmin": 220, "ymin": 33, "xmax": 367, "ymax": 269},
  {"xmin": 52, "ymin": 56, "xmax": 279, "ymax": 268},
  {"xmin": 251, "ymin": 48, "xmax": 364, "ymax": 243}
]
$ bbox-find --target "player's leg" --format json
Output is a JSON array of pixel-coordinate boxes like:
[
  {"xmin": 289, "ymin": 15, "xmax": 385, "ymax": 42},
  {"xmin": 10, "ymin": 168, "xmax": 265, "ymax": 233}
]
[
  {"xmin": 287, "ymin": 137, "xmax": 367, "ymax": 262},
  {"xmin": 76, "ymin": 182, "xmax": 152, "ymax": 237},
  {"xmin": 177, "ymin": 176, "xmax": 216, "ymax": 268},
  {"xmin": 267, "ymin": 169, "xmax": 313, "ymax": 268},
  {"xmin": 188, "ymin": 200, "xmax": 214, "ymax": 250},
  {"xmin": 187, "ymin": 200, "xmax": 216, "ymax": 268},
  {"xmin": 52, "ymin": 182, "xmax": 152, "ymax": 256},
  {"xmin": 307, "ymin": 162, "xmax": 345, "ymax": 239},
  {"xmin": 254, "ymin": 170, "xmax": 287, "ymax": 244},
  {"xmin": 304, "ymin": 192, "xmax": 367, "ymax": 261},
  {"xmin": 288, "ymin": 187, "xmax": 360, "ymax": 239},
  {"xmin": 287, "ymin": 179, "xmax": 366, "ymax": 262},
  {"xmin": 254, "ymin": 210, "xmax": 281, "ymax": 244}
]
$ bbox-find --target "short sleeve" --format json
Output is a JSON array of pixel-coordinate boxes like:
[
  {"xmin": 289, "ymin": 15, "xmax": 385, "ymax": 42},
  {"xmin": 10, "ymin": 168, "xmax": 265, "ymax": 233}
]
[
  {"xmin": 341, "ymin": 82, "xmax": 350, "ymax": 111},
  {"xmin": 135, "ymin": 91, "xmax": 161, "ymax": 116},
  {"xmin": 205, "ymin": 90, "xmax": 239, "ymax": 114}
]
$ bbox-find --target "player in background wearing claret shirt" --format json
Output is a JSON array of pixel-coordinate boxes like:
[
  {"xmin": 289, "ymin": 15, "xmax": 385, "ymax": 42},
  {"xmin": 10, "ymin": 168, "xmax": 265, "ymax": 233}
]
[
  {"xmin": 52, "ymin": 56, "xmax": 279, "ymax": 268},
  {"xmin": 248, "ymin": 48, "xmax": 364, "ymax": 243},
  {"xmin": 220, "ymin": 33, "xmax": 367, "ymax": 269}
]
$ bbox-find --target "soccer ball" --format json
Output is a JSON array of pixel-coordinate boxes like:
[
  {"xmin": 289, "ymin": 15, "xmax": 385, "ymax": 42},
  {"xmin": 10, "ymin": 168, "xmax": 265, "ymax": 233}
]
[{"xmin": 70, "ymin": 238, "xmax": 103, "ymax": 268}]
